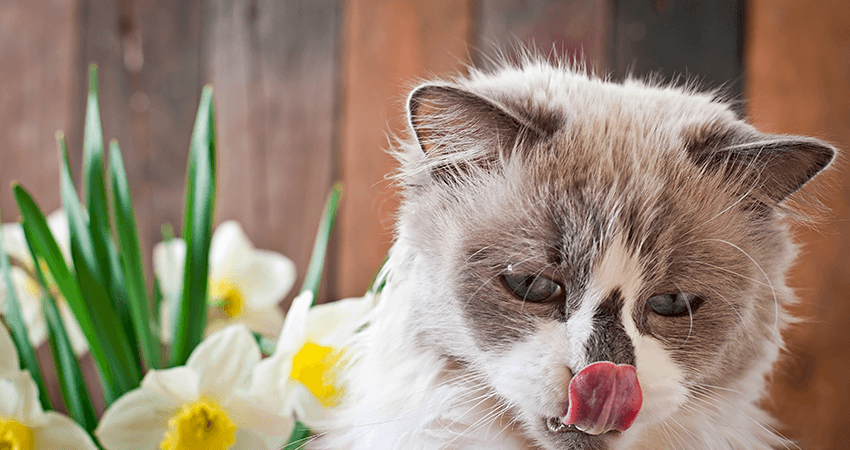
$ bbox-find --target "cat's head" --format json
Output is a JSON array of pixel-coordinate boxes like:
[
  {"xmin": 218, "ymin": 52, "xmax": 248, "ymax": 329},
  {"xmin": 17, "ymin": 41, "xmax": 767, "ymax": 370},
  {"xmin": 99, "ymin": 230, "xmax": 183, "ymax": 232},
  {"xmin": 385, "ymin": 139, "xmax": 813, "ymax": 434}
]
[{"xmin": 393, "ymin": 62, "xmax": 834, "ymax": 449}]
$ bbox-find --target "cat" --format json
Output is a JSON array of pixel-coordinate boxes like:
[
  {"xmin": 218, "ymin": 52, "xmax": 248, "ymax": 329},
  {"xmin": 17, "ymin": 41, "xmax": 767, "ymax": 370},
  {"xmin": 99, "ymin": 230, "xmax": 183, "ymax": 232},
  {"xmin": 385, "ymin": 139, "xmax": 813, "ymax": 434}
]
[{"xmin": 315, "ymin": 57, "xmax": 835, "ymax": 450}]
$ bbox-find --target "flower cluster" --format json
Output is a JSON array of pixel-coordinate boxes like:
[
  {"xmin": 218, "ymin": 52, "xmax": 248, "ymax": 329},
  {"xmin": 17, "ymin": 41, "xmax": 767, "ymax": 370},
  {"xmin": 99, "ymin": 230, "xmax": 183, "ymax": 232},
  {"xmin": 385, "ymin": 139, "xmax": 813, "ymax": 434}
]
[{"xmin": 0, "ymin": 322, "xmax": 98, "ymax": 449}]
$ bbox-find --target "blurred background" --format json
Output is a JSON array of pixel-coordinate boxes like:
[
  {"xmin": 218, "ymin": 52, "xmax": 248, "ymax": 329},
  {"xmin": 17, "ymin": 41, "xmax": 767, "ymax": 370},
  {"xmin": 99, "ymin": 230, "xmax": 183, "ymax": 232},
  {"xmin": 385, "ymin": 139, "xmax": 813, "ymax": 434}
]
[{"xmin": 0, "ymin": 0, "xmax": 848, "ymax": 447}]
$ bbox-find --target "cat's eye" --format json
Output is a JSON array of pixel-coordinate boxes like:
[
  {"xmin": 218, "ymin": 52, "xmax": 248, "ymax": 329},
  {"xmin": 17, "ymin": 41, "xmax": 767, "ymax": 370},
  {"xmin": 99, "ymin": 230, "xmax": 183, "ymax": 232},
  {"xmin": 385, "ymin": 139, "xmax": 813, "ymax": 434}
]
[
  {"xmin": 503, "ymin": 273, "xmax": 563, "ymax": 302},
  {"xmin": 647, "ymin": 293, "xmax": 703, "ymax": 317}
]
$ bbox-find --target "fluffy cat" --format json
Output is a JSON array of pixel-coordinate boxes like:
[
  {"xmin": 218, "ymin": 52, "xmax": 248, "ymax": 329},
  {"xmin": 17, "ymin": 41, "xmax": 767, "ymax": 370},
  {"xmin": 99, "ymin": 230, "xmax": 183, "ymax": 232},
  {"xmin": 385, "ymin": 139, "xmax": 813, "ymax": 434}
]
[{"xmin": 315, "ymin": 58, "xmax": 835, "ymax": 450}]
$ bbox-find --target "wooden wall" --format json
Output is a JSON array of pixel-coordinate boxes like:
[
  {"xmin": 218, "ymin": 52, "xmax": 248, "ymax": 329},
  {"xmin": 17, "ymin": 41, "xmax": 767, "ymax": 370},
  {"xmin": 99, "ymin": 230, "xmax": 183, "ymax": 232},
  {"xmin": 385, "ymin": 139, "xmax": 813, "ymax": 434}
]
[{"xmin": 0, "ymin": 1, "xmax": 848, "ymax": 447}]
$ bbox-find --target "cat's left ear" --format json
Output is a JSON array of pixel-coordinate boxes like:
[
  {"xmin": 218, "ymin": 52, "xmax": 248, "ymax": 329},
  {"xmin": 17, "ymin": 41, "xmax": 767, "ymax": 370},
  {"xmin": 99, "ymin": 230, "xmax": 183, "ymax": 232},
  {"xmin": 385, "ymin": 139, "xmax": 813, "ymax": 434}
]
[{"xmin": 687, "ymin": 127, "xmax": 836, "ymax": 203}]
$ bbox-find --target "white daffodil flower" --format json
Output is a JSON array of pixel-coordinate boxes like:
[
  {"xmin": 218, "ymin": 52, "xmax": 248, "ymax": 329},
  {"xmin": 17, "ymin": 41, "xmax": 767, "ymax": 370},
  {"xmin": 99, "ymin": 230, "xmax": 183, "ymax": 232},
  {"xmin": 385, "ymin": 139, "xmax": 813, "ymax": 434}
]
[
  {"xmin": 0, "ymin": 210, "xmax": 88, "ymax": 355},
  {"xmin": 0, "ymin": 324, "xmax": 99, "ymax": 450},
  {"xmin": 154, "ymin": 221, "xmax": 296, "ymax": 342},
  {"xmin": 251, "ymin": 291, "xmax": 377, "ymax": 429},
  {"xmin": 95, "ymin": 324, "xmax": 295, "ymax": 450}
]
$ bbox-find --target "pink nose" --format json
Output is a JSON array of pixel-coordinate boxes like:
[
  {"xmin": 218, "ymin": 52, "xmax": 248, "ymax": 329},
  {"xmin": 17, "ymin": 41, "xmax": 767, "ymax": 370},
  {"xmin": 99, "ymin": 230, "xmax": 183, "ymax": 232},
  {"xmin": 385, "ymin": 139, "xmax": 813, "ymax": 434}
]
[{"xmin": 560, "ymin": 361, "xmax": 643, "ymax": 435}]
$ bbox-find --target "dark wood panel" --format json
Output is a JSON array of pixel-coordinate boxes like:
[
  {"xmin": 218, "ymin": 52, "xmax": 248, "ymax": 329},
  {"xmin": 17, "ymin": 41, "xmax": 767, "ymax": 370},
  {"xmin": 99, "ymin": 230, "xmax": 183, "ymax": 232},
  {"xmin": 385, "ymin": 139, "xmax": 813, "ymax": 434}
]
[
  {"xmin": 474, "ymin": 0, "xmax": 612, "ymax": 70},
  {"xmin": 612, "ymin": 0, "xmax": 745, "ymax": 101},
  {"xmin": 337, "ymin": 0, "xmax": 473, "ymax": 298},
  {"xmin": 747, "ymin": 1, "xmax": 850, "ymax": 449}
]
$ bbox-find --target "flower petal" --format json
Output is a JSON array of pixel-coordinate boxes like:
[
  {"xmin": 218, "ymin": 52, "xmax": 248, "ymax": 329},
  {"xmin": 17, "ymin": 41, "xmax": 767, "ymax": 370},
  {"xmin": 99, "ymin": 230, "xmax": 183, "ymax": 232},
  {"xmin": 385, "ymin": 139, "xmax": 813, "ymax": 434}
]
[
  {"xmin": 0, "ymin": 316, "xmax": 19, "ymax": 376},
  {"xmin": 227, "ymin": 393, "xmax": 295, "ymax": 449},
  {"xmin": 1, "ymin": 221, "xmax": 31, "ymax": 268},
  {"xmin": 205, "ymin": 305, "xmax": 284, "ymax": 339},
  {"xmin": 140, "ymin": 367, "xmax": 199, "ymax": 405},
  {"xmin": 239, "ymin": 250, "xmax": 296, "ymax": 309},
  {"xmin": 186, "ymin": 324, "xmax": 261, "ymax": 399},
  {"xmin": 0, "ymin": 371, "xmax": 41, "ymax": 422},
  {"xmin": 306, "ymin": 294, "xmax": 375, "ymax": 346},
  {"xmin": 46, "ymin": 209, "xmax": 71, "ymax": 263},
  {"xmin": 209, "ymin": 221, "xmax": 254, "ymax": 281},
  {"xmin": 152, "ymin": 238, "xmax": 186, "ymax": 303},
  {"xmin": 59, "ymin": 301, "xmax": 89, "ymax": 355},
  {"xmin": 33, "ymin": 412, "xmax": 98, "ymax": 450},
  {"xmin": 276, "ymin": 291, "xmax": 313, "ymax": 353},
  {"xmin": 232, "ymin": 428, "xmax": 276, "ymax": 450},
  {"xmin": 95, "ymin": 387, "xmax": 177, "ymax": 450}
]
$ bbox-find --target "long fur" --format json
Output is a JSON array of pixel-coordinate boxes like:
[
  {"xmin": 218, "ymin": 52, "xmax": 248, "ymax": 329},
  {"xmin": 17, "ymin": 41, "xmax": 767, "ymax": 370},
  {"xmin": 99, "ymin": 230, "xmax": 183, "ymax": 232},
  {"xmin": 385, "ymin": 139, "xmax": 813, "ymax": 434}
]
[{"xmin": 310, "ymin": 57, "xmax": 834, "ymax": 450}]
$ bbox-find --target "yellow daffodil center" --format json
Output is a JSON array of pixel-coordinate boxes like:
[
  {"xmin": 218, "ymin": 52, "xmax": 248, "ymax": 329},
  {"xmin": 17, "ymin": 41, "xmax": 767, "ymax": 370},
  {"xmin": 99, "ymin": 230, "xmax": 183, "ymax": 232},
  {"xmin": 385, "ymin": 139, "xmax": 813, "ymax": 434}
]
[
  {"xmin": 0, "ymin": 418, "xmax": 34, "ymax": 450},
  {"xmin": 290, "ymin": 341, "xmax": 344, "ymax": 407},
  {"xmin": 160, "ymin": 398, "xmax": 236, "ymax": 450},
  {"xmin": 209, "ymin": 280, "xmax": 244, "ymax": 318}
]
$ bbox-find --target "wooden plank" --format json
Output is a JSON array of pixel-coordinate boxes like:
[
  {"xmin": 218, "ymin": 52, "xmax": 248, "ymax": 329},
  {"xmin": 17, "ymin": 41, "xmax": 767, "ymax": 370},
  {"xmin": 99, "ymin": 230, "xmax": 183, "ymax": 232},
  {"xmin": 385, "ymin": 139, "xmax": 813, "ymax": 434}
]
[
  {"xmin": 247, "ymin": 0, "xmax": 341, "ymax": 304},
  {"xmin": 612, "ymin": 0, "xmax": 744, "ymax": 101},
  {"xmin": 338, "ymin": 0, "xmax": 473, "ymax": 298},
  {"xmin": 474, "ymin": 0, "xmax": 612, "ymax": 70},
  {"xmin": 747, "ymin": 1, "xmax": 850, "ymax": 448},
  {"xmin": 0, "ymin": 0, "xmax": 79, "ymax": 220}
]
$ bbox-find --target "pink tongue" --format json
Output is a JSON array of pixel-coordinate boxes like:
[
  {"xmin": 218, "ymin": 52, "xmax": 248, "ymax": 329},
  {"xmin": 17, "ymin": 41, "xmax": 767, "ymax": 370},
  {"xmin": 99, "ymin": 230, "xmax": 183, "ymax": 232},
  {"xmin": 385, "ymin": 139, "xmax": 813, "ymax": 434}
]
[{"xmin": 561, "ymin": 361, "xmax": 643, "ymax": 435}]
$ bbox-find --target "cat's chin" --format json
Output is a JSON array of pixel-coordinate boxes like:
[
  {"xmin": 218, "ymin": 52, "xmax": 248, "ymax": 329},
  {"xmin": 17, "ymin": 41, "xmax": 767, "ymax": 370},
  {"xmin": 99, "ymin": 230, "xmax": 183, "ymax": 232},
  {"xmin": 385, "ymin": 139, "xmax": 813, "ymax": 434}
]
[{"xmin": 532, "ymin": 416, "xmax": 611, "ymax": 450}]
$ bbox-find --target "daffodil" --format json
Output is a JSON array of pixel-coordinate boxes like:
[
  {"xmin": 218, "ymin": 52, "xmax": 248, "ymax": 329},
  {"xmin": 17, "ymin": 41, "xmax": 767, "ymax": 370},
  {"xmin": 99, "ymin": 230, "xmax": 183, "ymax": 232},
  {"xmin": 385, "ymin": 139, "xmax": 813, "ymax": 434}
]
[
  {"xmin": 95, "ymin": 324, "xmax": 295, "ymax": 450},
  {"xmin": 251, "ymin": 291, "xmax": 376, "ymax": 428},
  {"xmin": 154, "ymin": 221, "xmax": 296, "ymax": 342},
  {"xmin": 0, "ymin": 323, "xmax": 99, "ymax": 450},
  {"xmin": 0, "ymin": 210, "xmax": 88, "ymax": 355}
]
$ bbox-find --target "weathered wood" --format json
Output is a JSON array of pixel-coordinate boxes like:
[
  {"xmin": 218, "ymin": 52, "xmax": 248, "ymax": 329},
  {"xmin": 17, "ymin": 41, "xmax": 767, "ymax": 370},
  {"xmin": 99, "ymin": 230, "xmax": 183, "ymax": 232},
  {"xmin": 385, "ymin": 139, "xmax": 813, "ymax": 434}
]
[
  {"xmin": 612, "ymin": 0, "xmax": 744, "ymax": 101},
  {"xmin": 748, "ymin": 1, "xmax": 850, "ymax": 448},
  {"xmin": 338, "ymin": 0, "xmax": 473, "ymax": 298},
  {"xmin": 245, "ymin": 0, "xmax": 341, "ymax": 304},
  {"xmin": 0, "ymin": 0, "xmax": 79, "ymax": 219},
  {"xmin": 474, "ymin": 0, "xmax": 612, "ymax": 70}
]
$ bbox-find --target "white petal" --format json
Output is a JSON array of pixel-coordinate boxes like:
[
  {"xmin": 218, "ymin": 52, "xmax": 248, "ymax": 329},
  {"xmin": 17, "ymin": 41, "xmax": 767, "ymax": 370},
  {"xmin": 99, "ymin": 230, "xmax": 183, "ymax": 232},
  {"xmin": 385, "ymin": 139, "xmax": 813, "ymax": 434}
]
[
  {"xmin": 232, "ymin": 429, "xmax": 276, "ymax": 450},
  {"xmin": 306, "ymin": 294, "xmax": 375, "ymax": 346},
  {"xmin": 0, "ymin": 316, "xmax": 19, "ymax": 376},
  {"xmin": 95, "ymin": 387, "xmax": 177, "ymax": 450},
  {"xmin": 240, "ymin": 250, "xmax": 296, "ymax": 309},
  {"xmin": 226, "ymin": 306, "xmax": 285, "ymax": 339},
  {"xmin": 33, "ymin": 412, "xmax": 98, "ymax": 450},
  {"xmin": 275, "ymin": 291, "xmax": 313, "ymax": 353},
  {"xmin": 152, "ymin": 239, "xmax": 186, "ymax": 303},
  {"xmin": 6, "ymin": 267, "xmax": 47, "ymax": 349},
  {"xmin": 1, "ymin": 221, "xmax": 30, "ymax": 263},
  {"xmin": 59, "ymin": 301, "xmax": 89, "ymax": 355},
  {"xmin": 0, "ymin": 371, "xmax": 41, "ymax": 421},
  {"xmin": 209, "ymin": 221, "xmax": 254, "ymax": 281},
  {"xmin": 46, "ymin": 209, "xmax": 72, "ymax": 263},
  {"xmin": 227, "ymin": 393, "xmax": 295, "ymax": 449},
  {"xmin": 293, "ymin": 384, "xmax": 332, "ymax": 429},
  {"xmin": 139, "ymin": 367, "xmax": 199, "ymax": 405},
  {"xmin": 186, "ymin": 324, "xmax": 260, "ymax": 399}
]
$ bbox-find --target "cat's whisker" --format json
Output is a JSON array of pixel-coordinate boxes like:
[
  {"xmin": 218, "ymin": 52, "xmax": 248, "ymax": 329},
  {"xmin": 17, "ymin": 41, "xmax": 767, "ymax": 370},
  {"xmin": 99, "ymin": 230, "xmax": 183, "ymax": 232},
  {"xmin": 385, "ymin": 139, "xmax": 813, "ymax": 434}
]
[{"xmin": 696, "ymin": 238, "xmax": 781, "ymax": 340}]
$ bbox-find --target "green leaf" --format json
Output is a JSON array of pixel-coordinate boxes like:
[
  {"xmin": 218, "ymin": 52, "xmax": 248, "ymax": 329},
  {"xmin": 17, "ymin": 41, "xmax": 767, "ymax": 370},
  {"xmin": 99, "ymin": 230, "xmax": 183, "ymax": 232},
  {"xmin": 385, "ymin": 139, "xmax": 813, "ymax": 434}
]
[
  {"xmin": 171, "ymin": 86, "xmax": 216, "ymax": 366},
  {"xmin": 43, "ymin": 294, "xmax": 98, "ymax": 433},
  {"xmin": 0, "ymin": 208, "xmax": 52, "ymax": 411},
  {"xmin": 283, "ymin": 421, "xmax": 312, "ymax": 449},
  {"xmin": 300, "ymin": 183, "xmax": 342, "ymax": 305},
  {"xmin": 110, "ymin": 140, "xmax": 159, "ymax": 369},
  {"xmin": 57, "ymin": 135, "xmax": 142, "ymax": 402},
  {"xmin": 83, "ymin": 64, "xmax": 110, "ymax": 237}
]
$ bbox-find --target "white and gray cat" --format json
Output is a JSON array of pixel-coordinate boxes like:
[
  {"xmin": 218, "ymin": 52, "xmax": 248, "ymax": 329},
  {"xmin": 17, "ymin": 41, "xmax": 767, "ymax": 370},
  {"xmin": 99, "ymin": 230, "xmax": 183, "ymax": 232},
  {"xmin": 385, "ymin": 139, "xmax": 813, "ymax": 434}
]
[{"xmin": 317, "ymin": 58, "xmax": 835, "ymax": 450}]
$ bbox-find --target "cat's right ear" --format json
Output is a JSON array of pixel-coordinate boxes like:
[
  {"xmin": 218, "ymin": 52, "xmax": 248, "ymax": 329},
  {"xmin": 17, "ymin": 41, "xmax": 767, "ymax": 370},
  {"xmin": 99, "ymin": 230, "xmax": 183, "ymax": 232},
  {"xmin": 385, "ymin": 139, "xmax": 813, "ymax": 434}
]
[{"xmin": 407, "ymin": 84, "xmax": 548, "ymax": 158}]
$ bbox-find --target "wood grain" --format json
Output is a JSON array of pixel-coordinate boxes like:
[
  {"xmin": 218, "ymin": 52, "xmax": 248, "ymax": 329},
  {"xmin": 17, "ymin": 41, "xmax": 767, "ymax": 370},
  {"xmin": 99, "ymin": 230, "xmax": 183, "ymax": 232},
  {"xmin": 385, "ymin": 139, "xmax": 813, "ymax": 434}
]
[
  {"xmin": 337, "ymin": 0, "xmax": 474, "ymax": 298},
  {"xmin": 748, "ymin": 1, "xmax": 850, "ymax": 449},
  {"xmin": 0, "ymin": 0, "xmax": 79, "ymax": 220},
  {"xmin": 474, "ymin": 0, "xmax": 611, "ymax": 70}
]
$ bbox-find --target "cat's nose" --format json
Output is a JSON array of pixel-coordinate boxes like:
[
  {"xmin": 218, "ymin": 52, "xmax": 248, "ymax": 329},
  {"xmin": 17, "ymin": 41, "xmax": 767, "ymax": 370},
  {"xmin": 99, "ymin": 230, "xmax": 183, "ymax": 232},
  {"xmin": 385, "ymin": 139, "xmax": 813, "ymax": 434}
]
[{"xmin": 559, "ymin": 361, "xmax": 643, "ymax": 435}]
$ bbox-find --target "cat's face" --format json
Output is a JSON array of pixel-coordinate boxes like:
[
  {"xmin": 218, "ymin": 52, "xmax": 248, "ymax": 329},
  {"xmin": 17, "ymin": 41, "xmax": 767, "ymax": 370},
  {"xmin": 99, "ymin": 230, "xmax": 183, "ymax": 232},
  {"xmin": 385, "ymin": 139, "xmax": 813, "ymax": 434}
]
[{"xmin": 395, "ymin": 64, "xmax": 833, "ymax": 450}]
